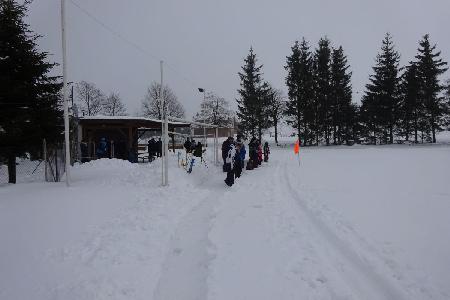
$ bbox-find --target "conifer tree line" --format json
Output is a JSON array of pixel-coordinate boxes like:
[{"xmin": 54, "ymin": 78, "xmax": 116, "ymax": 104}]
[
  {"xmin": 361, "ymin": 33, "xmax": 448, "ymax": 144},
  {"xmin": 236, "ymin": 47, "xmax": 286, "ymax": 141},
  {"xmin": 237, "ymin": 33, "xmax": 449, "ymax": 144}
]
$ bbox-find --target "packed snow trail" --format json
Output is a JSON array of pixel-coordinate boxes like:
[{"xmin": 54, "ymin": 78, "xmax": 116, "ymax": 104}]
[
  {"xmin": 206, "ymin": 149, "xmax": 419, "ymax": 300},
  {"xmin": 153, "ymin": 179, "xmax": 227, "ymax": 300}
]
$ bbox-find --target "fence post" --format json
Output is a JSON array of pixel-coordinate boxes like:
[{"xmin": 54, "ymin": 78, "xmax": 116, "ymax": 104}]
[
  {"xmin": 110, "ymin": 140, "xmax": 114, "ymax": 158},
  {"xmin": 215, "ymin": 127, "xmax": 219, "ymax": 166},
  {"xmin": 43, "ymin": 139, "xmax": 47, "ymax": 182},
  {"xmin": 55, "ymin": 147, "xmax": 59, "ymax": 182}
]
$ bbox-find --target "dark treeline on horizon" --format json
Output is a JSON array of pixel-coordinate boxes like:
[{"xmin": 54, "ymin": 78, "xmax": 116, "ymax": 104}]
[{"xmin": 237, "ymin": 33, "xmax": 449, "ymax": 145}]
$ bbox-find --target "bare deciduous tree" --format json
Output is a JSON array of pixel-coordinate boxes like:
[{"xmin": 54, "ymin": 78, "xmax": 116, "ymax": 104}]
[
  {"xmin": 102, "ymin": 92, "xmax": 127, "ymax": 116},
  {"xmin": 141, "ymin": 82, "xmax": 185, "ymax": 119},
  {"xmin": 193, "ymin": 92, "xmax": 233, "ymax": 126},
  {"xmin": 76, "ymin": 81, "xmax": 104, "ymax": 116}
]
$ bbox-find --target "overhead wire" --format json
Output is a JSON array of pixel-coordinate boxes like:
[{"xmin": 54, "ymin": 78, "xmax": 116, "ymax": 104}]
[
  {"xmin": 67, "ymin": 0, "xmax": 225, "ymax": 97},
  {"xmin": 68, "ymin": 0, "xmax": 160, "ymax": 63}
]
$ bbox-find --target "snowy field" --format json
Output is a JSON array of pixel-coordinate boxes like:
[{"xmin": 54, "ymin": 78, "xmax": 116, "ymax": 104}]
[{"xmin": 1, "ymin": 140, "xmax": 450, "ymax": 299}]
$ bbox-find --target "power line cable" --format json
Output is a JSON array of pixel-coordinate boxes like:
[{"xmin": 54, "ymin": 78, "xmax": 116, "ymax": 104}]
[
  {"xmin": 68, "ymin": 0, "xmax": 161, "ymax": 63},
  {"xmin": 68, "ymin": 0, "xmax": 226, "ymax": 98}
]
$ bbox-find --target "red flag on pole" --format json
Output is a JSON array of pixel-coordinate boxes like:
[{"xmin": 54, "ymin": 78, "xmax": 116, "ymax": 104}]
[
  {"xmin": 294, "ymin": 139, "xmax": 301, "ymax": 166},
  {"xmin": 294, "ymin": 140, "xmax": 300, "ymax": 154}
]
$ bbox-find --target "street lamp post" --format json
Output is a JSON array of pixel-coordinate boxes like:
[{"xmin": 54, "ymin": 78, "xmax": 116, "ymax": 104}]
[
  {"xmin": 60, "ymin": 0, "xmax": 71, "ymax": 186},
  {"xmin": 198, "ymin": 88, "xmax": 206, "ymax": 147}
]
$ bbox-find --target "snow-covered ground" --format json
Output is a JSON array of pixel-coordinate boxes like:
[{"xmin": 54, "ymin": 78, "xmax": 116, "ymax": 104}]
[{"xmin": 1, "ymin": 141, "xmax": 449, "ymax": 299}]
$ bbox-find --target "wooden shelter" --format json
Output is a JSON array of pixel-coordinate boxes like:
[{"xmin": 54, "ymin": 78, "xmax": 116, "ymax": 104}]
[{"xmin": 78, "ymin": 116, "xmax": 190, "ymax": 161}]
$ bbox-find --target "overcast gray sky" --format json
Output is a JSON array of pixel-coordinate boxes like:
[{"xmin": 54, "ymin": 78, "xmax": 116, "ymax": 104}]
[{"xmin": 26, "ymin": 0, "xmax": 450, "ymax": 118}]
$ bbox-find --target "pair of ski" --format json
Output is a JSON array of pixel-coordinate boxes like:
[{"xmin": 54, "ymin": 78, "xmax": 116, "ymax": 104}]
[{"xmin": 184, "ymin": 154, "xmax": 207, "ymax": 173}]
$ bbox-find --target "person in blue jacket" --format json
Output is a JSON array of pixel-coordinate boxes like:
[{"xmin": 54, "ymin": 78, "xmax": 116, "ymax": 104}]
[
  {"xmin": 96, "ymin": 137, "xmax": 108, "ymax": 158},
  {"xmin": 234, "ymin": 141, "xmax": 246, "ymax": 178}
]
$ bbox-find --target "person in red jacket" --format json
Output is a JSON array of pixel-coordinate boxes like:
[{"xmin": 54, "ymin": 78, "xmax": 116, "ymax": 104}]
[
  {"xmin": 257, "ymin": 140, "xmax": 263, "ymax": 165},
  {"xmin": 263, "ymin": 142, "xmax": 270, "ymax": 162}
]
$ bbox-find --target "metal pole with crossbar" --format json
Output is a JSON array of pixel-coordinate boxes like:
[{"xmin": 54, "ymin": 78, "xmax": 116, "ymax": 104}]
[{"xmin": 60, "ymin": 0, "xmax": 71, "ymax": 186}]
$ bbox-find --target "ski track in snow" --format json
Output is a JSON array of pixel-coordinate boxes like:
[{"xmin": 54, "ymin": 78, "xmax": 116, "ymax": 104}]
[
  {"xmin": 153, "ymin": 180, "xmax": 226, "ymax": 300},
  {"xmin": 205, "ymin": 151, "xmax": 438, "ymax": 300},
  {"xmin": 281, "ymin": 162, "xmax": 407, "ymax": 300}
]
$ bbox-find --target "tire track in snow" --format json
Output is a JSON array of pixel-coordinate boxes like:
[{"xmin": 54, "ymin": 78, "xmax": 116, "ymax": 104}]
[{"xmin": 281, "ymin": 160, "xmax": 408, "ymax": 300}]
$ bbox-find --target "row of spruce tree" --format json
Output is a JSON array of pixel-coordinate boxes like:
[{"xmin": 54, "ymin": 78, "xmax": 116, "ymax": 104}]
[{"xmin": 237, "ymin": 33, "xmax": 449, "ymax": 145}]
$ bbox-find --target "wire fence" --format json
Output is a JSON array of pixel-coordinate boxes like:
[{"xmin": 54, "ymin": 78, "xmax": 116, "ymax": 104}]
[
  {"xmin": 0, "ymin": 157, "xmax": 44, "ymax": 185},
  {"xmin": 0, "ymin": 141, "xmax": 65, "ymax": 186}
]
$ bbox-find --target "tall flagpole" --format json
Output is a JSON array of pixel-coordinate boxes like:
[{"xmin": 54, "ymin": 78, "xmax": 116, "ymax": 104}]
[
  {"xmin": 160, "ymin": 60, "xmax": 165, "ymax": 186},
  {"xmin": 164, "ymin": 63, "xmax": 169, "ymax": 185},
  {"xmin": 61, "ymin": 0, "xmax": 71, "ymax": 186}
]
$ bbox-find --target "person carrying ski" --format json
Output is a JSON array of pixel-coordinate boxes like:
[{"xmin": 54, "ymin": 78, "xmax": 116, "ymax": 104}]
[
  {"xmin": 263, "ymin": 141, "xmax": 270, "ymax": 162},
  {"xmin": 224, "ymin": 142, "xmax": 236, "ymax": 186},
  {"xmin": 184, "ymin": 138, "xmax": 192, "ymax": 153},
  {"xmin": 221, "ymin": 136, "xmax": 233, "ymax": 172},
  {"xmin": 193, "ymin": 141, "xmax": 203, "ymax": 160}
]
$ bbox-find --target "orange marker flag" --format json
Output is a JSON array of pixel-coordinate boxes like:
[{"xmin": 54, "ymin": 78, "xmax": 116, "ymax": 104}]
[
  {"xmin": 294, "ymin": 139, "xmax": 301, "ymax": 166},
  {"xmin": 294, "ymin": 140, "xmax": 300, "ymax": 154}
]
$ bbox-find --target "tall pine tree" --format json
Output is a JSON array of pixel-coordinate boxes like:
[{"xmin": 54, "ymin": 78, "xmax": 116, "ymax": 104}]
[
  {"xmin": 399, "ymin": 63, "xmax": 421, "ymax": 142},
  {"xmin": 237, "ymin": 47, "xmax": 271, "ymax": 140},
  {"xmin": 361, "ymin": 33, "xmax": 400, "ymax": 144},
  {"xmin": 0, "ymin": 0, "xmax": 62, "ymax": 183},
  {"xmin": 415, "ymin": 34, "xmax": 448, "ymax": 143},
  {"xmin": 285, "ymin": 38, "xmax": 314, "ymax": 145},
  {"xmin": 330, "ymin": 46, "xmax": 353, "ymax": 144},
  {"xmin": 446, "ymin": 79, "xmax": 450, "ymax": 128},
  {"xmin": 313, "ymin": 37, "xmax": 333, "ymax": 145}
]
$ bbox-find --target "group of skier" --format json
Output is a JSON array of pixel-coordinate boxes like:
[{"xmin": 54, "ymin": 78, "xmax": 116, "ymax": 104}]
[
  {"xmin": 222, "ymin": 136, "xmax": 270, "ymax": 187},
  {"xmin": 183, "ymin": 138, "xmax": 203, "ymax": 159},
  {"xmin": 147, "ymin": 137, "xmax": 163, "ymax": 161},
  {"xmin": 183, "ymin": 138, "xmax": 205, "ymax": 173}
]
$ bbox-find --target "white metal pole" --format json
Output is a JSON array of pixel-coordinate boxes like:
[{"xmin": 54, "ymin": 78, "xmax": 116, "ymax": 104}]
[
  {"xmin": 215, "ymin": 127, "xmax": 219, "ymax": 165},
  {"xmin": 164, "ymin": 104, "xmax": 169, "ymax": 185},
  {"xmin": 213, "ymin": 127, "xmax": 216, "ymax": 165},
  {"xmin": 164, "ymin": 64, "xmax": 169, "ymax": 185},
  {"xmin": 213, "ymin": 126, "xmax": 216, "ymax": 164},
  {"xmin": 61, "ymin": 0, "xmax": 71, "ymax": 186},
  {"xmin": 160, "ymin": 60, "xmax": 165, "ymax": 186},
  {"xmin": 203, "ymin": 90, "xmax": 206, "ymax": 147}
]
